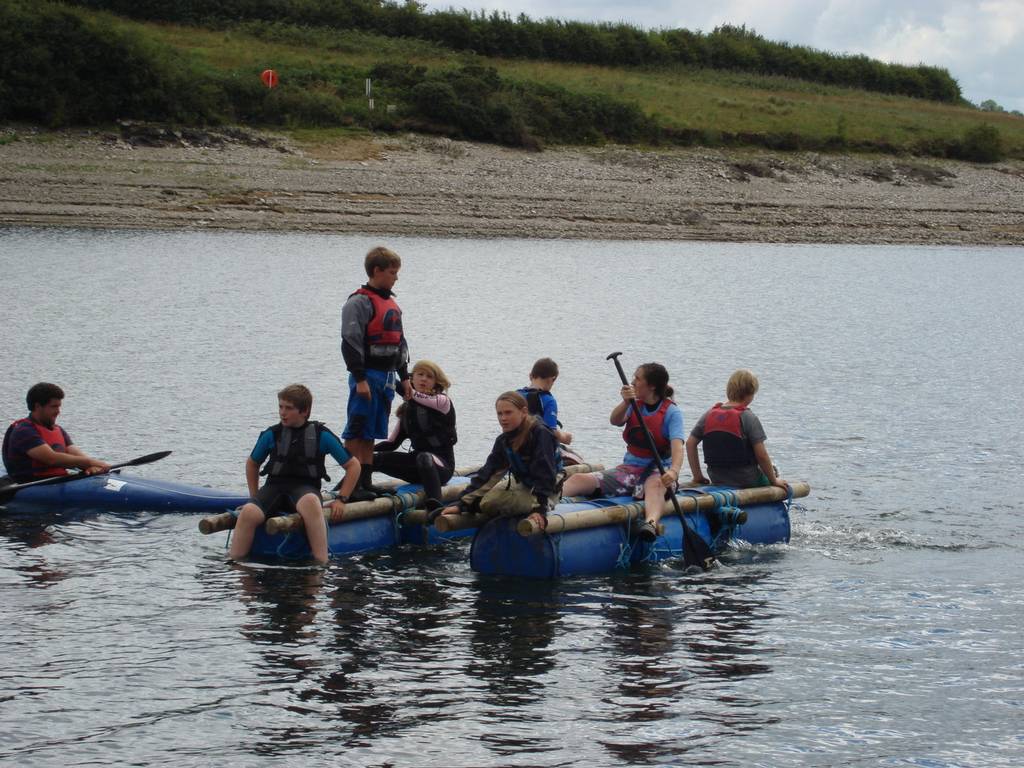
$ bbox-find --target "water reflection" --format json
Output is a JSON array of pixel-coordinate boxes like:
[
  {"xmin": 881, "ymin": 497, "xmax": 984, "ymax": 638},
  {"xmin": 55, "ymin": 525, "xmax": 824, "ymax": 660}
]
[
  {"xmin": 0, "ymin": 517, "xmax": 67, "ymax": 588},
  {"xmin": 598, "ymin": 568, "xmax": 781, "ymax": 765}
]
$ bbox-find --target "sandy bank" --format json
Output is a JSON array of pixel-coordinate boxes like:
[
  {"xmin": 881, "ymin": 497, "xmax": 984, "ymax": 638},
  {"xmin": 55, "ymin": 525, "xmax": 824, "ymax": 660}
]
[{"xmin": 1, "ymin": 126, "xmax": 1022, "ymax": 245}]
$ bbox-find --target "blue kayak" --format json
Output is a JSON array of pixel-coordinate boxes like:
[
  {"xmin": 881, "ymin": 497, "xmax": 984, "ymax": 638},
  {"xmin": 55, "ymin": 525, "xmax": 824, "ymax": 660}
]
[{"xmin": 1, "ymin": 472, "xmax": 248, "ymax": 514}]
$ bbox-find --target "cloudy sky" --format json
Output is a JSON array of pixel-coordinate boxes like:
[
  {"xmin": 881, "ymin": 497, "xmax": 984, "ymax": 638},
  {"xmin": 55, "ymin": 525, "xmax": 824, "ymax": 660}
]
[{"xmin": 419, "ymin": 0, "xmax": 1024, "ymax": 112}]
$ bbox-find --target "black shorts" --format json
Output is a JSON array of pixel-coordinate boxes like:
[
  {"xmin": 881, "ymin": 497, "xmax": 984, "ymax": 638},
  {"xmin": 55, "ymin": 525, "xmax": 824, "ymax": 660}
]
[{"xmin": 252, "ymin": 482, "xmax": 320, "ymax": 518}]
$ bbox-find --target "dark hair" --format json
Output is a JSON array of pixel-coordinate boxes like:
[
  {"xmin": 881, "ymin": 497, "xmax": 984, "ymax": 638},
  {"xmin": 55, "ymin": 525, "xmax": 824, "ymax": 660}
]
[
  {"xmin": 636, "ymin": 363, "xmax": 674, "ymax": 400},
  {"xmin": 364, "ymin": 246, "xmax": 401, "ymax": 277},
  {"xmin": 27, "ymin": 382, "xmax": 64, "ymax": 411},
  {"xmin": 277, "ymin": 383, "xmax": 313, "ymax": 414},
  {"xmin": 529, "ymin": 357, "xmax": 559, "ymax": 379}
]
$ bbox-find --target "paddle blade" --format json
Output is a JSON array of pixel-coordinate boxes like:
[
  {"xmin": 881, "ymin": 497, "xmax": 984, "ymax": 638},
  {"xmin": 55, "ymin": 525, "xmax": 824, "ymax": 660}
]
[{"xmin": 123, "ymin": 450, "xmax": 172, "ymax": 467}]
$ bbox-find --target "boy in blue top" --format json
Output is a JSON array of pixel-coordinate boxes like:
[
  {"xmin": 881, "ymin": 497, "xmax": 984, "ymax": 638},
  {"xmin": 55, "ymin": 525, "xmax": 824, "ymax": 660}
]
[
  {"xmin": 341, "ymin": 246, "xmax": 412, "ymax": 501},
  {"xmin": 228, "ymin": 384, "xmax": 359, "ymax": 564},
  {"xmin": 517, "ymin": 357, "xmax": 573, "ymax": 447}
]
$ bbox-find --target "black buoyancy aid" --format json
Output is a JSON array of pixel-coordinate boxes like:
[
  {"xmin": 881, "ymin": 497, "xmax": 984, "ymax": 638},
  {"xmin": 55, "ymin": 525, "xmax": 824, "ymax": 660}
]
[
  {"xmin": 702, "ymin": 403, "xmax": 756, "ymax": 467},
  {"xmin": 519, "ymin": 387, "xmax": 545, "ymax": 418},
  {"xmin": 260, "ymin": 422, "xmax": 329, "ymax": 484},
  {"xmin": 402, "ymin": 398, "xmax": 457, "ymax": 454},
  {"xmin": 504, "ymin": 422, "xmax": 562, "ymax": 487},
  {"xmin": 2, "ymin": 418, "xmax": 69, "ymax": 479},
  {"xmin": 622, "ymin": 399, "xmax": 673, "ymax": 459},
  {"xmin": 352, "ymin": 287, "xmax": 402, "ymax": 367}
]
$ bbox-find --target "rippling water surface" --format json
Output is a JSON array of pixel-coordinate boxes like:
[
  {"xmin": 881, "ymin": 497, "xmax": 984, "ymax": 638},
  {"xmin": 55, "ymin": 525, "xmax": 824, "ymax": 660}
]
[{"xmin": 1, "ymin": 228, "xmax": 1022, "ymax": 767}]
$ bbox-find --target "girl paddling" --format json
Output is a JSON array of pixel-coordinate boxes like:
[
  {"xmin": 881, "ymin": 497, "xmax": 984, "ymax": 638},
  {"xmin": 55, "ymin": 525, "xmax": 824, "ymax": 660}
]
[{"xmin": 561, "ymin": 362, "xmax": 684, "ymax": 542}]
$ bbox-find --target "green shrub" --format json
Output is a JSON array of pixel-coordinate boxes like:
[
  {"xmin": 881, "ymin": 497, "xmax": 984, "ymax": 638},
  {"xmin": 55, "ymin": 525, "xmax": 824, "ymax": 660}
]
[{"xmin": 953, "ymin": 124, "xmax": 1003, "ymax": 162}]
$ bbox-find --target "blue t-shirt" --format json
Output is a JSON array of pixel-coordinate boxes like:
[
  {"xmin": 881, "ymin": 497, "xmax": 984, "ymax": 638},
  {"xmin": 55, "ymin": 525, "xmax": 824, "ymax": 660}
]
[
  {"xmin": 622, "ymin": 401, "xmax": 684, "ymax": 467},
  {"xmin": 517, "ymin": 387, "xmax": 559, "ymax": 430},
  {"xmin": 250, "ymin": 425, "xmax": 352, "ymax": 467}
]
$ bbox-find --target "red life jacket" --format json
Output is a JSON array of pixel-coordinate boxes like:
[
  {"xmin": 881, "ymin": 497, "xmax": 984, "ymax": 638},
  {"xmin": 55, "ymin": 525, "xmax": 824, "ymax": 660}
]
[
  {"xmin": 622, "ymin": 399, "xmax": 673, "ymax": 459},
  {"xmin": 3, "ymin": 417, "xmax": 70, "ymax": 478},
  {"xmin": 353, "ymin": 286, "xmax": 403, "ymax": 348},
  {"xmin": 702, "ymin": 403, "xmax": 756, "ymax": 467}
]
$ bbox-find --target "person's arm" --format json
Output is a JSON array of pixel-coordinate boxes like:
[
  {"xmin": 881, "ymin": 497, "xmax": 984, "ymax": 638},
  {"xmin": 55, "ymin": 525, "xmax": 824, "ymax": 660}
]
[
  {"xmin": 686, "ymin": 434, "xmax": 708, "ymax": 484},
  {"xmin": 610, "ymin": 386, "xmax": 634, "ymax": 426},
  {"xmin": 246, "ymin": 429, "xmax": 274, "ymax": 498},
  {"xmin": 341, "ymin": 293, "xmax": 371, "ymax": 384},
  {"xmin": 408, "ymin": 391, "xmax": 451, "ymax": 413},
  {"xmin": 440, "ymin": 437, "xmax": 506, "ymax": 515},
  {"xmin": 326, "ymin": 455, "xmax": 361, "ymax": 523},
  {"xmin": 374, "ymin": 421, "xmax": 406, "ymax": 453},
  {"xmin": 660, "ymin": 438, "xmax": 684, "ymax": 489},
  {"xmin": 245, "ymin": 457, "xmax": 261, "ymax": 498},
  {"xmin": 753, "ymin": 442, "xmax": 787, "ymax": 489},
  {"xmin": 26, "ymin": 443, "xmax": 110, "ymax": 474},
  {"xmin": 527, "ymin": 427, "xmax": 559, "ymax": 511}
]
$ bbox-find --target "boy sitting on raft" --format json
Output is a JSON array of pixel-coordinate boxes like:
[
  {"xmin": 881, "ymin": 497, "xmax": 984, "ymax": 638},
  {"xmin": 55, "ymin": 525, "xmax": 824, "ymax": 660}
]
[
  {"xmin": 228, "ymin": 384, "xmax": 360, "ymax": 565},
  {"xmin": 686, "ymin": 369, "xmax": 788, "ymax": 490}
]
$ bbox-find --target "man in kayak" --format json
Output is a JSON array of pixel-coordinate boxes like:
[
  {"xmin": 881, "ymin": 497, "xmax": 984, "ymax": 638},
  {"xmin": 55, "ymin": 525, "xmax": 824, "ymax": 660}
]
[
  {"xmin": 2, "ymin": 382, "xmax": 111, "ymax": 483},
  {"xmin": 228, "ymin": 384, "xmax": 360, "ymax": 565}
]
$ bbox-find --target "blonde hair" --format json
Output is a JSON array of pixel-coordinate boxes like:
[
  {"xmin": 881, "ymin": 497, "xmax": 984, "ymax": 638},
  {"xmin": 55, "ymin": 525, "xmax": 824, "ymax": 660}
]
[
  {"xmin": 496, "ymin": 390, "xmax": 536, "ymax": 452},
  {"xmin": 726, "ymin": 369, "xmax": 759, "ymax": 402},
  {"xmin": 411, "ymin": 359, "xmax": 451, "ymax": 393}
]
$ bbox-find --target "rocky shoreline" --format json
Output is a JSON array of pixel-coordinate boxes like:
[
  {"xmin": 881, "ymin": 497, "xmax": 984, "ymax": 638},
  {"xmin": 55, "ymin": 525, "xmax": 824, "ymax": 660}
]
[{"xmin": 1, "ymin": 124, "xmax": 1022, "ymax": 245}]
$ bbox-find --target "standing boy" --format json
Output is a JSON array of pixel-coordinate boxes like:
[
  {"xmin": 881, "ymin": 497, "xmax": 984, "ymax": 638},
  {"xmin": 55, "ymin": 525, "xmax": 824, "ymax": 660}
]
[
  {"xmin": 686, "ymin": 369, "xmax": 788, "ymax": 490},
  {"xmin": 340, "ymin": 246, "xmax": 411, "ymax": 501},
  {"xmin": 229, "ymin": 384, "xmax": 359, "ymax": 564}
]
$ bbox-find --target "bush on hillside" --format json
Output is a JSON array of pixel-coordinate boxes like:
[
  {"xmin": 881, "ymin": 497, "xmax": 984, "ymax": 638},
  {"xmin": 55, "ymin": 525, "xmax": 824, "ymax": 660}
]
[
  {"xmin": 0, "ymin": 1, "xmax": 223, "ymax": 125},
  {"xmin": 64, "ymin": 0, "xmax": 963, "ymax": 103},
  {"xmin": 953, "ymin": 125, "xmax": 1003, "ymax": 163}
]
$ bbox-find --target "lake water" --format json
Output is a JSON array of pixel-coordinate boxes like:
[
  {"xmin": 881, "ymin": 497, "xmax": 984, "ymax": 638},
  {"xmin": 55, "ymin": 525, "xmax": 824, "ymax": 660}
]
[{"xmin": 1, "ymin": 228, "xmax": 1022, "ymax": 767}]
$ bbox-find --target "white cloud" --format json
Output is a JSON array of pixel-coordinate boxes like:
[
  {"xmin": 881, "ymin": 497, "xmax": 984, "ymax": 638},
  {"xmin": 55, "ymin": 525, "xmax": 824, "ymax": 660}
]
[{"xmin": 419, "ymin": 0, "xmax": 1024, "ymax": 111}]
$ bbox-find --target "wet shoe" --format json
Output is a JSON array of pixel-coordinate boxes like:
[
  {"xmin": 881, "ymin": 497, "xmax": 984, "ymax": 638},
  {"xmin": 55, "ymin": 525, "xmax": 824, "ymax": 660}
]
[{"xmin": 637, "ymin": 520, "xmax": 658, "ymax": 542}]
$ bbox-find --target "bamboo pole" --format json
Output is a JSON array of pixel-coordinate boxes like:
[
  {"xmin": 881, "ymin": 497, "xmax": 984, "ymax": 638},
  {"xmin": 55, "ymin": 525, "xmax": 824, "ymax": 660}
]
[
  {"xmin": 197, "ymin": 464, "xmax": 483, "ymax": 535},
  {"xmin": 516, "ymin": 481, "xmax": 811, "ymax": 537},
  {"xmin": 431, "ymin": 462, "xmax": 605, "ymax": 534}
]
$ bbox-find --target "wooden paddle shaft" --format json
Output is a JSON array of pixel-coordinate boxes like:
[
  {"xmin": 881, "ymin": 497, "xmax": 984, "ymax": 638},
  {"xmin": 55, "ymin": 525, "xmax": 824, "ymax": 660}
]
[
  {"xmin": 196, "ymin": 464, "xmax": 483, "ymax": 535},
  {"xmin": 517, "ymin": 481, "xmax": 811, "ymax": 537}
]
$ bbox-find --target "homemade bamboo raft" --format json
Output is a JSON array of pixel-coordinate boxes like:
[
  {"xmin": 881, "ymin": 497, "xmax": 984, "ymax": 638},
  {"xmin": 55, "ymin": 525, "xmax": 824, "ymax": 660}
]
[
  {"xmin": 197, "ymin": 466, "xmax": 482, "ymax": 535},
  {"xmin": 469, "ymin": 481, "xmax": 811, "ymax": 578},
  {"xmin": 516, "ymin": 481, "xmax": 810, "ymax": 537}
]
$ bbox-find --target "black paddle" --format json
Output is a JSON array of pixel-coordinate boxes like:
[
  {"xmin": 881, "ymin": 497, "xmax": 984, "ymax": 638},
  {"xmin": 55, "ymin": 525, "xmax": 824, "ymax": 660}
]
[
  {"xmin": 0, "ymin": 451, "xmax": 172, "ymax": 504},
  {"xmin": 607, "ymin": 352, "xmax": 713, "ymax": 571}
]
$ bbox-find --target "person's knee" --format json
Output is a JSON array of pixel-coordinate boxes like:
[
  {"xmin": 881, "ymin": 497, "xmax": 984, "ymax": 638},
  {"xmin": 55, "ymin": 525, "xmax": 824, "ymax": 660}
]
[
  {"xmin": 415, "ymin": 452, "xmax": 435, "ymax": 472},
  {"xmin": 237, "ymin": 503, "xmax": 265, "ymax": 527}
]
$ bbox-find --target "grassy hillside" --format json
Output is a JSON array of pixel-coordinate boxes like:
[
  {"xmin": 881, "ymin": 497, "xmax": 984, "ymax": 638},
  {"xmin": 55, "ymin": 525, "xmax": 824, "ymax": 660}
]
[{"xmin": 2, "ymin": 3, "xmax": 1021, "ymax": 159}]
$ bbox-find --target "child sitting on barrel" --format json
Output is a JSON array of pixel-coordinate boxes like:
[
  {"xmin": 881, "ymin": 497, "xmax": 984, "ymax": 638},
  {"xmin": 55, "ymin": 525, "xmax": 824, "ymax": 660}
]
[
  {"xmin": 435, "ymin": 391, "xmax": 559, "ymax": 531},
  {"xmin": 686, "ymin": 369, "xmax": 788, "ymax": 490},
  {"xmin": 229, "ymin": 384, "xmax": 360, "ymax": 565}
]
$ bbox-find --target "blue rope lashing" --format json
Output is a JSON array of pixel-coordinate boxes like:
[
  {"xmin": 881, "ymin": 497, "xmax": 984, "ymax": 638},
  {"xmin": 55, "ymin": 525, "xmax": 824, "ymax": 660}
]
[{"xmin": 276, "ymin": 532, "xmax": 293, "ymax": 558}]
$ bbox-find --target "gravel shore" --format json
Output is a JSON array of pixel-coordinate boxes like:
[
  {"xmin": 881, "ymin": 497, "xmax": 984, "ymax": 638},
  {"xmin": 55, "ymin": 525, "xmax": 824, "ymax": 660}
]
[{"xmin": 1, "ymin": 125, "xmax": 1022, "ymax": 244}]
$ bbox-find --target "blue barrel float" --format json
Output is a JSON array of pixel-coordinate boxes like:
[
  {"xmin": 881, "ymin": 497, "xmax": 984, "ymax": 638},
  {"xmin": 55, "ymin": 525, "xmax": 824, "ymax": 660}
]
[
  {"xmin": 199, "ymin": 476, "xmax": 476, "ymax": 560},
  {"xmin": 466, "ymin": 483, "xmax": 807, "ymax": 579}
]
